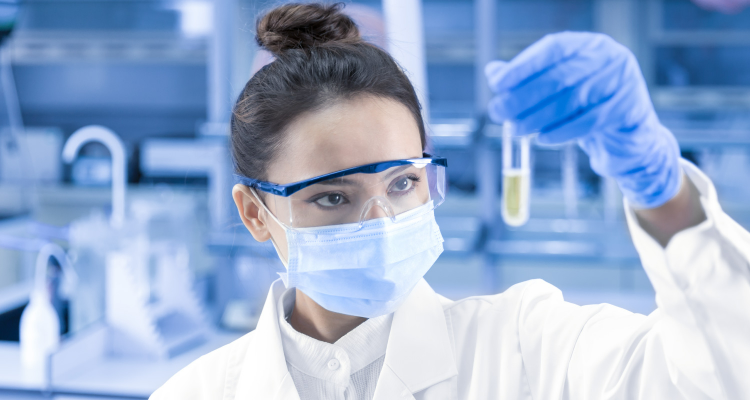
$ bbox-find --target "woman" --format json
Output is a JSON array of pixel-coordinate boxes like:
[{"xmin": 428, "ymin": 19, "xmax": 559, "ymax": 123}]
[{"xmin": 152, "ymin": 3, "xmax": 750, "ymax": 400}]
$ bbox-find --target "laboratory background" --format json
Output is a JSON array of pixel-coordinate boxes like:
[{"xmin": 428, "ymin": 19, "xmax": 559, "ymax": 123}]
[{"xmin": 0, "ymin": 0, "xmax": 749, "ymax": 398}]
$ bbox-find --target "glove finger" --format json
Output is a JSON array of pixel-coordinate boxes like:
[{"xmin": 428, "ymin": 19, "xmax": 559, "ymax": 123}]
[
  {"xmin": 487, "ymin": 95, "xmax": 510, "ymax": 124},
  {"xmin": 596, "ymin": 56, "xmax": 654, "ymax": 136},
  {"xmin": 515, "ymin": 50, "xmax": 632, "ymax": 143},
  {"xmin": 485, "ymin": 60, "xmax": 509, "ymax": 81},
  {"xmin": 546, "ymin": 54, "xmax": 653, "ymax": 145},
  {"xmin": 498, "ymin": 37, "xmax": 622, "ymax": 124},
  {"xmin": 486, "ymin": 31, "xmax": 610, "ymax": 93}
]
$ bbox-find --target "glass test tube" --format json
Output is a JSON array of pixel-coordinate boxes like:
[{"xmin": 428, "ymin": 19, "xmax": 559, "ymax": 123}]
[{"xmin": 501, "ymin": 121, "xmax": 531, "ymax": 227}]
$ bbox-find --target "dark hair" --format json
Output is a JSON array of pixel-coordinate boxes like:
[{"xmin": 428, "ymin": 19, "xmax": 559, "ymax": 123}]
[{"xmin": 231, "ymin": 2, "xmax": 425, "ymax": 181}]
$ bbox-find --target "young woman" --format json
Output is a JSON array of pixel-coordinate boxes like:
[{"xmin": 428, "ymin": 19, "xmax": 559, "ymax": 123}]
[{"xmin": 152, "ymin": 3, "xmax": 750, "ymax": 400}]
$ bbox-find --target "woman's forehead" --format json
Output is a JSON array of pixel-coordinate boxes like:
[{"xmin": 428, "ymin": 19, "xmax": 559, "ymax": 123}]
[{"xmin": 266, "ymin": 96, "xmax": 423, "ymax": 184}]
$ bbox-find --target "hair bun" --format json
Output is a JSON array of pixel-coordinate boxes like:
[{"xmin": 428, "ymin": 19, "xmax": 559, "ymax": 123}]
[{"xmin": 256, "ymin": 3, "xmax": 361, "ymax": 55}]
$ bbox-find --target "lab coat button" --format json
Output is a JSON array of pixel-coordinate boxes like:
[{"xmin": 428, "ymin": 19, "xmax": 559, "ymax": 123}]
[{"xmin": 327, "ymin": 358, "xmax": 340, "ymax": 370}]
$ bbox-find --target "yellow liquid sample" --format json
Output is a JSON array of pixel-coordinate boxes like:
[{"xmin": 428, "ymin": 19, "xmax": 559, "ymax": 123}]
[{"xmin": 502, "ymin": 169, "xmax": 530, "ymax": 227}]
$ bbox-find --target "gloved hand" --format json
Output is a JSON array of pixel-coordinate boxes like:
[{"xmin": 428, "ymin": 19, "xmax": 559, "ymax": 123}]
[{"xmin": 485, "ymin": 31, "xmax": 682, "ymax": 209}]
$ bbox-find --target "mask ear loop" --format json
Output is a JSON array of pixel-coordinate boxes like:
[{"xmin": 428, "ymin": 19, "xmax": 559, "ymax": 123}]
[
  {"xmin": 249, "ymin": 188, "xmax": 289, "ymax": 268},
  {"xmin": 249, "ymin": 188, "xmax": 286, "ymax": 229}
]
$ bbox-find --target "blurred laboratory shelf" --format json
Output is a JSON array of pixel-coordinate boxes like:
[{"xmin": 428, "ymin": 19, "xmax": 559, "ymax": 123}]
[
  {"xmin": 487, "ymin": 218, "xmax": 640, "ymax": 260},
  {"xmin": 205, "ymin": 229, "xmax": 270, "ymax": 256},
  {"xmin": 429, "ymin": 118, "xmax": 478, "ymax": 148},
  {"xmin": 35, "ymin": 185, "xmax": 209, "ymax": 227},
  {"xmin": 0, "ymin": 328, "xmax": 243, "ymax": 400},
  {"xmin": 11, "ymin": 31, "xmax": 207, "ymax": 64},
  {"xmin": 655, "ymin": 88, "xmax": 750, "ymax": 112},
  {"xmin": 0, "ymin": 184, "xmax": 210, "ymax": 226}
]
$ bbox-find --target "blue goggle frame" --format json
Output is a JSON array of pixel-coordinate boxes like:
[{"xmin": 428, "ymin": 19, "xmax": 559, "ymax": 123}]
[{"xmin": 235, "ymin": 153, "xmax": 448, "ymax": 197}]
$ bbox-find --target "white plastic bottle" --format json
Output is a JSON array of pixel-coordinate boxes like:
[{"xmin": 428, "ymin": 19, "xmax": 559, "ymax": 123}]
[
  {"xmin": 19, "ymin": 243, "xmax": 66, "ymax": 385},
  {"xmin": 19, "ymin": 288, "xmax": 60, "ymax": 384}
]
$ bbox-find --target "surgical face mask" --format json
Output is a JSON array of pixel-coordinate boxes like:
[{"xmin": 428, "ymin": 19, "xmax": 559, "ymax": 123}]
[{"xmin": 257, "ymin": 192, "xmax": 444, "ymax": 318}]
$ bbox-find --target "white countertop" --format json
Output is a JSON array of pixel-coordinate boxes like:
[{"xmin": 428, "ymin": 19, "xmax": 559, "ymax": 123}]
[{"xmin": 0, "ymin": 330, "xmax": 243, "ymax": 398}]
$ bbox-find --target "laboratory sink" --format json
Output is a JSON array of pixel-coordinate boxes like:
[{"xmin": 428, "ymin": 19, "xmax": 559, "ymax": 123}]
[{"xmin": 0, "ymin": 184, "xmax": 216, "ymax": 342}]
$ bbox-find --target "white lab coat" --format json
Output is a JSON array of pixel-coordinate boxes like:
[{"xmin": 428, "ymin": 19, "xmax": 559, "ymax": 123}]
[{"xmin": 151, "ymin": 160, "xmax": 750, "ymax": 400}]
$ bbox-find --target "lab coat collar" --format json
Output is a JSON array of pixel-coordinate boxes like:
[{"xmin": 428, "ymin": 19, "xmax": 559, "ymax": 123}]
[
  {"xmin": 232, "ymin": 278, "xmax": 457, "ymax": 400},
  {"xmin": 233, "ymin": 279, "xmax": 300, "ymax": 400},
  {"xmin": 373, "ymin": 279, "xmax": 458, "ymax": 399}
]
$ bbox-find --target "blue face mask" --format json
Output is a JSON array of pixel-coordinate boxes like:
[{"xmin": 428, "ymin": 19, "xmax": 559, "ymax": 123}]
[{"xmin": 264, "ymin": 201, "xmax": 444, "ymax": 318}]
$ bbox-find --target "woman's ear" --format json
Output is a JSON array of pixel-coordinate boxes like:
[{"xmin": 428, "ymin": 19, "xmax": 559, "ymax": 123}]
[{"xmin": 232, "ymin": 184, "xmax": 272, "ymax": 242}]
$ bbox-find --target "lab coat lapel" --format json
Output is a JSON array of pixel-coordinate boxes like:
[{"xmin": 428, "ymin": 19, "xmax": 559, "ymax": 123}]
[
  {"xmin": 233, "ymin": 279, "xmax": 300, "ymax": 400},
  {"xmin": 373, "ymin": 279, "xmax": 458, "ymax": 400}
]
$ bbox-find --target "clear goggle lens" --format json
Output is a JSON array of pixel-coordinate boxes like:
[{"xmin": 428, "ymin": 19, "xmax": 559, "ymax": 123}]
[{"xmin": 261, "ymin": 163, "xmax": 446, "ymax": 231}]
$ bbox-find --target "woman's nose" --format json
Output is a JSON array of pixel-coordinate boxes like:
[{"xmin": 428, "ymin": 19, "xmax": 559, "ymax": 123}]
[
  {"xmin": 359, "ymin": 196, "xmax": 395, "ymax": 222},
  {"xmin": 364, "ymin": 205, "xmax": 389, "ymax": 220}
]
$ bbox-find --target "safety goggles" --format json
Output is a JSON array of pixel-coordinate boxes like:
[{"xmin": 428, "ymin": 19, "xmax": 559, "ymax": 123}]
[{"xmin": 235, "ymin": 153, "xmax": 448, "ymax": 232}]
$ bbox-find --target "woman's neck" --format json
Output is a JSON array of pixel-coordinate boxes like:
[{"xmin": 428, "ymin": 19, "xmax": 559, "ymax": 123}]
[{"xmin": 288, "ymin": 288, "xmax": 367, "ymax": 343}]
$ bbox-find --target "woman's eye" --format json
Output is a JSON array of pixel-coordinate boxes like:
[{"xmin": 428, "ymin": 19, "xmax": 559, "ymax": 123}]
[
  {"xmin": 314, "ymin": 193, "xmax": 346, "ymax": 207},
  {"xmin": 390, "ymin": 176, "xmax": 414, "ymax": 193}
]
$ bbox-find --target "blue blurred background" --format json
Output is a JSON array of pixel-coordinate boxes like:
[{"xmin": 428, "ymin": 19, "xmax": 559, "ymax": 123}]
[{"xmin": 1, "ymin": 0, "xmax": 750, "ymax": 398}]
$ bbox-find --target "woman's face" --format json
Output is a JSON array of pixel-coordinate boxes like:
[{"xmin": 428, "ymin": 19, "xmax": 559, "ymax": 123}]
[{"xmin": 234, "ymin": 95, "xmax": 424, "ymax": 261}]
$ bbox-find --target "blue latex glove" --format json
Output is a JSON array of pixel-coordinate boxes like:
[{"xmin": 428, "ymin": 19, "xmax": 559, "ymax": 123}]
[{"xmin": 486, "ymin": 31, "xmax": 682, "ymax": 209}]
